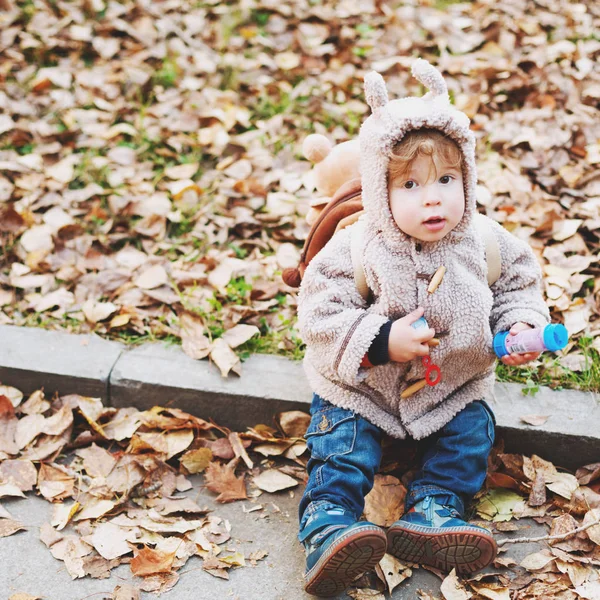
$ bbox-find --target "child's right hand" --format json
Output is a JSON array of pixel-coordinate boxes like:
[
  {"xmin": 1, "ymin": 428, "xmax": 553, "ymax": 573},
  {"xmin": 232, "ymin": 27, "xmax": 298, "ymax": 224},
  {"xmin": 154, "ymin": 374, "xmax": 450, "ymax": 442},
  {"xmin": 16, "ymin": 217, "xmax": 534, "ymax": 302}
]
[{"xmin": 388, "ymin": 307, "xmax": 435, "ymax": 363}]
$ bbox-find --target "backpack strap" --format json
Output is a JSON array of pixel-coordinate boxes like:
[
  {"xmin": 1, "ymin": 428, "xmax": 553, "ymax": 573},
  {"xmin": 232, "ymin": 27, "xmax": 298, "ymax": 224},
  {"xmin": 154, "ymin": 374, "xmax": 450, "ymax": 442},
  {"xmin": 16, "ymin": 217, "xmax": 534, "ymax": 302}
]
[
  {"xmin": 475, "ymin": 213, "xmax": 501, "ymax": 286},
  {"xmin": 350, "ymin": 218, "xmax": 370, "ymax": 303}
]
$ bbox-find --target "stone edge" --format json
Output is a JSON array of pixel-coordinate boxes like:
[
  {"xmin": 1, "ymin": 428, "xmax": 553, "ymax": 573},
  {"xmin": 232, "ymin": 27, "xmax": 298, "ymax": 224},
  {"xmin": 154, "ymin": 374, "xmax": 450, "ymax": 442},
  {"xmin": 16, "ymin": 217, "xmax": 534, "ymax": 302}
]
[{"xmin": 0, "ymin": 324, "xmax": 598, "ymax": 469}]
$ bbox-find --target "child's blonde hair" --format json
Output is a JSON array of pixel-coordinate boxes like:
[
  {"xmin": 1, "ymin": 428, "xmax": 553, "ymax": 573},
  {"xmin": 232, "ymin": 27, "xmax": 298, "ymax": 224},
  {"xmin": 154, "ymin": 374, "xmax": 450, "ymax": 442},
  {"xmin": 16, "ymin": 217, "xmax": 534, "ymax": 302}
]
[{"xmin": 388, "ymin": 129, "xmax": 463, "ymax": 184}]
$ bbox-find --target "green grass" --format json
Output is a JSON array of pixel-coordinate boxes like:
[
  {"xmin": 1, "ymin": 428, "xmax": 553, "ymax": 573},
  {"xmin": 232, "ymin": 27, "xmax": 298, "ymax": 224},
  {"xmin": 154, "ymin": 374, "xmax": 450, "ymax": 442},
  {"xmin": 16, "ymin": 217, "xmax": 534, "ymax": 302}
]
[{"xmin": 495, "ymin": 335, "xmax": 600, "ymax": 395}]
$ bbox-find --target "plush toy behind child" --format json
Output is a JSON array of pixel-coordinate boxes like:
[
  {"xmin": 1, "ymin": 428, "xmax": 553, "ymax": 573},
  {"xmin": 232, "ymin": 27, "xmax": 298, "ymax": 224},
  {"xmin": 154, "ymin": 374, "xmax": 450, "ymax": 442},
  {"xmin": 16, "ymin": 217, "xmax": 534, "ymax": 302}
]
[{"xmin": 296, "ymin": 59, "xmax": 550, "ymax": 597}]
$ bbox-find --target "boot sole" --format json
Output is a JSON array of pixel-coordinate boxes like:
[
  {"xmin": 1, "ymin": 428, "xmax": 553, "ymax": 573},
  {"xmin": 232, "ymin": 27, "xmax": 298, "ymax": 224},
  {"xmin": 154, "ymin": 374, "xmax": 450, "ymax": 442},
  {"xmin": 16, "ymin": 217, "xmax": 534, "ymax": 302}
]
[
  {"xmin": 387, "ymin": 522, "xmax": 497, "ymax": 575},
  {"xmin": 304, "ymin": 526, "xmax": 387, "ymax": 597}
]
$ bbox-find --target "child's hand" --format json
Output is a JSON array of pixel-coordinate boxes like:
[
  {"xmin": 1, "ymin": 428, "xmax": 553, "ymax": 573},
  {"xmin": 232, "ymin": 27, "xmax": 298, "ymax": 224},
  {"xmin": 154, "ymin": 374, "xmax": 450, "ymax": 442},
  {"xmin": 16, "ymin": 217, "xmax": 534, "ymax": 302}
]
[
  {"xmin": 499, "ymin": 322, "xmax": 541, "ymax": 366},
  {"xmin": 388, "ymin": 307, "xmax": 435, "ymax": 363}
]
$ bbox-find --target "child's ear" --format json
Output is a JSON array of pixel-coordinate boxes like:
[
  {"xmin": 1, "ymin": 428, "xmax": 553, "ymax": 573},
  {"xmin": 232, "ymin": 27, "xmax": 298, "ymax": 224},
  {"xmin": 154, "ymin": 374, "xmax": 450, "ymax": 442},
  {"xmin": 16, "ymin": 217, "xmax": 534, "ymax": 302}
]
[{"xmin": 364, "ymin": 71, "xmax": 388, "ymax": 111}]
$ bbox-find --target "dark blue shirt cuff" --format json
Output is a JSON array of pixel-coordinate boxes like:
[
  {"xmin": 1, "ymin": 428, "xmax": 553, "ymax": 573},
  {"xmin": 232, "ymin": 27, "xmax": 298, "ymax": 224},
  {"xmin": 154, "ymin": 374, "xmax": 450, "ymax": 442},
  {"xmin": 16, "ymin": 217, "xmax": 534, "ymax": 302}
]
[{"xmin": 367, "ymin": 320, "xmax": 393, "ymax": 365}]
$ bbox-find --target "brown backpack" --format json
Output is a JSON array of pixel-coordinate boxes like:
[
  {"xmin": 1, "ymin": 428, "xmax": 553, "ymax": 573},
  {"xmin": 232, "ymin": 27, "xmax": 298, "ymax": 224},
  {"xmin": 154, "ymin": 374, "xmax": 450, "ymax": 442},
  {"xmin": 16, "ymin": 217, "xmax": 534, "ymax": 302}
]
[{"xmin": 282, "ymin": 178, "xmax": 501, "ymax": 300}]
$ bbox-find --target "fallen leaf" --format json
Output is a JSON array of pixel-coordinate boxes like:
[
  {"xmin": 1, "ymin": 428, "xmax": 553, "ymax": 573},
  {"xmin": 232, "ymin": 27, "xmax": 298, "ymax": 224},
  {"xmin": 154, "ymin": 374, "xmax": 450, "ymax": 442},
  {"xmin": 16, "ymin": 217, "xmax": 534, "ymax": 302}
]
[
  {"xmin": 135, "ymin": 265, "xmax": 168, "ymax": 289},
  {"xmin": 364, "ymin": 475, "xmax": 406, "ymax": 527},
  {"xmin": 229, "ymin": 432, "xmax": 253, "ymax": 469},
  {"xmin": 546, "ymin": 472, "xmax": 579, "ymax": 500},
  {"xmin": 582, "ymin": 509, "xmax": 600, "ymax": 545},
  {"xmin": 519, "ymin": 414, "xmax": 550, "ymax": 426},
  {"xmin": 0, "ymin": 460, "xmax": 37, "ymax": 492},
  {"xmin": 180, "ymin": 312, "xmax": 211, "ymax": 360},
  {"xmin": 253, "ymin": 469, "xmax": 298, "ymax": 493},
  {"xmin": 89, "ymin": 522, "xmax": 132, "ymax": 560},
  {"xmin": 0, "ymin": 483, "xmax": 26, "ymax": 499},
  {"xmin": 376, "ymin": 553, "xmax": 412, "ymax": 594},
  {"xmin": 75, "ymin": 444, "xmax": 116, "ymax": 478},
  {"xmin": 209, "ymin": 338, "xmax": 241, "ymax": 377},
  {"xmin": 131, "ymin": 545, "xmax": 176, "ymax": 576},
  {"xmin": 277, "ymin": 411, "xmax": 310, "ymax": 438},
  {"xmin": 476, "ymin": 489, "xmax": 523, "ymax": 522},
  {"xmin": 221, "ymin": 324, "xmax": 260, "ymax": 348},
  {"xmin": 0, "ymin": 386, "xmax": 23, "ymax": 408},
  {"xmin": 520, "ymin": 549, "xmax": 555, "ymax": 571},
  {"xmin": 346, "ymin": 590, "xmax": 385, "ymax": 600},
  {"xmin": 440, "ymin": 569, "xmax": 472, "ymax": 599},
  {"xmin": 180, "ymin": 448, "xmax": 213, "ymax": 474},
  {"xmin": 37, "ymin": 463, "xmax": 75, "ymax": 502},
  {"xmin": 0, "ymin": 519, "xmax": 25, "ymax": 538},
  {"xmin": 204, "ymin": 461, "xmax": 247, "ymax": 503},
  {"xmin": 112, "ymin": 585, "xmax": 141, "ymax": 600}
]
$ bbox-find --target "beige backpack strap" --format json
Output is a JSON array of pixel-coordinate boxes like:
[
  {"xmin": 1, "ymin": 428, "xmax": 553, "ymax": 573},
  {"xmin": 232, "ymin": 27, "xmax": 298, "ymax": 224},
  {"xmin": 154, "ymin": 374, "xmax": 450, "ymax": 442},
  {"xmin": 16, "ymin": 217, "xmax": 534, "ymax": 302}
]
[
  {"xmin": 475, "ymin": 213, "xmax": 501, "ymax": 286},
  {"xmin": 350, "ymin": 219, "xmax": 370, "ymax": 303}
]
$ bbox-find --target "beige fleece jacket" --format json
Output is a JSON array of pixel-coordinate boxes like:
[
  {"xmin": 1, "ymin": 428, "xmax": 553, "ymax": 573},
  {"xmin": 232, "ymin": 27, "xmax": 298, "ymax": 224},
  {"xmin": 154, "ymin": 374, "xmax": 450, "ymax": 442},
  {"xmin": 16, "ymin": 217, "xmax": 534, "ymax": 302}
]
[{"xmin": 297, "ymin": 61, "xmax": 550, "ymax": 440}]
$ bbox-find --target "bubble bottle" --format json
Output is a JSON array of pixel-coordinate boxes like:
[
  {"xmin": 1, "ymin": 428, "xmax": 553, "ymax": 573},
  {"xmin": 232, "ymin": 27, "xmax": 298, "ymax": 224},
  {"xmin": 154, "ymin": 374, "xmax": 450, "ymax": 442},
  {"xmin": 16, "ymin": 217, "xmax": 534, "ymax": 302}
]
[{"xmin": 493, "ymin": 324, "xmax": 569, "ymax": 359}]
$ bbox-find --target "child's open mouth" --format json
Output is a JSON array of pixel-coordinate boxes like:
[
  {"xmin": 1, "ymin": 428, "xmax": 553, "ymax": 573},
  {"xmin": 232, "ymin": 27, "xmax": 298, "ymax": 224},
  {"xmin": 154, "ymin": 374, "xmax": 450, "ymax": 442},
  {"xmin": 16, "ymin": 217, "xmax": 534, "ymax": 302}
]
[{"xmin": 423, "ymin": 217, "xmax": 446, "ymax": 231}]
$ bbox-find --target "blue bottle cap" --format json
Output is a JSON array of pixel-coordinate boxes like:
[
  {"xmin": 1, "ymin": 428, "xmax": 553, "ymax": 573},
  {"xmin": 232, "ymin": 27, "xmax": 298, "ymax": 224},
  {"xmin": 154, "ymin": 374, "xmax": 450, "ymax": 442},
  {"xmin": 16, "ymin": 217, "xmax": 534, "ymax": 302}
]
[
  {"xmin": 543, "ymin": 324, "xmax": 568, "ymax": 352},
  {"xmin": 493, "ymin": 331, "xmax": 510, "ymax": 358},
  {"xmin": 411, "ymin": 316, "xmax": 429, "ymax": 330}
]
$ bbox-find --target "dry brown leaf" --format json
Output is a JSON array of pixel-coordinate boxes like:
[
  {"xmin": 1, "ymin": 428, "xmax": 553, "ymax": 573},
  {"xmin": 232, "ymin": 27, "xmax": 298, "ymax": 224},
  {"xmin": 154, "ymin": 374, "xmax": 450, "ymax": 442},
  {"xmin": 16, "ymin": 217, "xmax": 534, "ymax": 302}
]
[
  {"xmin": 220, "ymin": 324, "xmax": 260, "ymax": 348},
  {"xmin": 112, "ymin": 585, "xmax": 141, "ymax": 600},
  {"xmin": 37, "ymin": 463, "xmax": 75, "ymax": 502},
  {"xmin": 0, "ymin": 395, "xmax": 18, "ymax": 455},
  {"xmin": 180, "ymin": 448, "xmax": 213, "ymax": 474},
  {"xmin": 9, "ymin": 595, "xmax": 41, "ymax": 600},
  {"xmin": 228, "ymin": 432, "xmax": 253, "ymax": 469},
  {"xmin": 179, "ymin": 312, "xmax": 211, "ymax": 360},
  {"xmin": 376, "ymin": 553, "xmax": 412, "ymax": 594},
  {"xmin": 131, "ymin": 545, "xmax": 176, "ymax": 576},
  {"xmin": 75, "ymin": 444, "xmax": 116, "ymax": 478},
  {"xmin": 277, "ymin": 411, "xmax": 310, "ymax": 438},
  {"xmin": 468, "ymin": 582, "xmax": 510, "ymax": 600},
  {"xmin": 209, "ymin": 338, "xmax": 241, "ymax": 377},
  {"xmin": 520, "ymin": 549, "xmax": 555, "ymax": 571},
  {"xmin": 253, "ymin": 469, "xmax": 298, "ymax": 493},
  {"xmin": 0, "ymin": 519, "xmax": 25, "ymax": 538},
  {"xmin": 0, "ymin": 459, "xmax": 37, "ymax": 491},
  {"xmin": 346, "ymin": 590, "xmax": 385, "ymax": 600},
  {"xmin": 139, "ymin": 572, "xmax": 179, "ymax": 594},
  {"xmin": 89, "ymin": 522, "xmax": 132, "ymax": 560},
  {"xmin": 582, "ymin": 509, "xmax": 600, "ymax": 545},
  {"xmin": 204, "ymin": 461, "xmax": 247, "ymax": 503},
  {"xmin": 519, "ymin": 414, "xmax": 550, "ymax": 426},
  {"xmin": 440, "ymin": 569, "xmax": 472, "ymax": 600},
  {"xmin": 364, "ymin": 475, "xmax": 406, "ymax": 527}
]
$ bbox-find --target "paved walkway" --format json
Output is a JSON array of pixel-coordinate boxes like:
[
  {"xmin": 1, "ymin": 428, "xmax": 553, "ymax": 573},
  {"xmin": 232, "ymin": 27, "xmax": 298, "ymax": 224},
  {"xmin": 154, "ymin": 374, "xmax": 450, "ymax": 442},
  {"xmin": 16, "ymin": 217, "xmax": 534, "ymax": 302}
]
[{"xmin": 1, "ymin": 478, "xmax": 547, "ymax": 600}]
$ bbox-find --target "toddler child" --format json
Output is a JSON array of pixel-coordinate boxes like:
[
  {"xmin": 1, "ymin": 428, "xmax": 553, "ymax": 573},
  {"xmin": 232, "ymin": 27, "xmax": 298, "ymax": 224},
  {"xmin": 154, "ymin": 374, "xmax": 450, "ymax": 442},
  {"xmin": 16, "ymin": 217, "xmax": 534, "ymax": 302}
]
[{"xmin": 296, "ymin": 59, "xmax": 550, "ymax": 597}]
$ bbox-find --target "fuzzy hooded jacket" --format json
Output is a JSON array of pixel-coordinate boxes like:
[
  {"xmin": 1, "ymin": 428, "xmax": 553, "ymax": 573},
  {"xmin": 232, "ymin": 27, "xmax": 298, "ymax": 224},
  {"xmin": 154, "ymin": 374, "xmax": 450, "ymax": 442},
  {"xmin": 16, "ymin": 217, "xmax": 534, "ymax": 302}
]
[{"xmin": 297, "ymin": 60, "xmax": 550, "ymax": 440}]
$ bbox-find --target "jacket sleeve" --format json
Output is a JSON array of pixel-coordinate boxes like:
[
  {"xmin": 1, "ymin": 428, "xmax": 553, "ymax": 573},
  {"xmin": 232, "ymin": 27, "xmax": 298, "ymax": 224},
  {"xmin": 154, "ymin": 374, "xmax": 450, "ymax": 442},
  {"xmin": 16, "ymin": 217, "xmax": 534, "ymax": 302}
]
[
  {"xmin": 297, "ymin": 227, "xmax": 389, "ymax": 386},
  {"xmin": 488, "ymin": 220, "xmax": 550, "ymax": 336}
]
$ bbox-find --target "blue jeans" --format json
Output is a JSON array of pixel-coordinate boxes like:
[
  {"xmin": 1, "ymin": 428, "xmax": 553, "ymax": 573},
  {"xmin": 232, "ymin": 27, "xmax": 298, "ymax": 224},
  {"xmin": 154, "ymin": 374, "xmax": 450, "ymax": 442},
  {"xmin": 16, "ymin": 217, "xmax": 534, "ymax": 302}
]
[{"xmin": 298, "ymin": 394, "xmax": 495, "ymax": 535}]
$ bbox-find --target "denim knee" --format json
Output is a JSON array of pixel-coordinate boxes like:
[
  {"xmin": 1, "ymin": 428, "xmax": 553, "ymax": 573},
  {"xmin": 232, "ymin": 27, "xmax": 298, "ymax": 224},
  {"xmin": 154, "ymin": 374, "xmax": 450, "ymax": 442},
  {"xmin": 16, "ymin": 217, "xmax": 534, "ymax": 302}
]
[{"xmin": 299, "ymin": 395, "xmax": 382, "ymax": 527}]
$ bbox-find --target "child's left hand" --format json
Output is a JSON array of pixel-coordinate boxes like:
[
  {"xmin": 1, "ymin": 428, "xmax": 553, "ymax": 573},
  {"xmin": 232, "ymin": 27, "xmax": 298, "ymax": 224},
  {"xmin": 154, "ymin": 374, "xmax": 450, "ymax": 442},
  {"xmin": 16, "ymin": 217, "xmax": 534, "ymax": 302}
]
[{"xmin": 499, "ymin": 322, "xmax": 541, "ymax": 366}]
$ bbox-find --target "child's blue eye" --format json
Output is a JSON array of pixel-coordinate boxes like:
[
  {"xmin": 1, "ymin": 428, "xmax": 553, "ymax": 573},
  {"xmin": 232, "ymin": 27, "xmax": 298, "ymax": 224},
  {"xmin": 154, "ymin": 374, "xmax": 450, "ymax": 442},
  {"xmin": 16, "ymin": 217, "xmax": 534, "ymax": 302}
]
[{"xmin": 440, "ymin": 175, "xmax": 453, "ymax": 184}]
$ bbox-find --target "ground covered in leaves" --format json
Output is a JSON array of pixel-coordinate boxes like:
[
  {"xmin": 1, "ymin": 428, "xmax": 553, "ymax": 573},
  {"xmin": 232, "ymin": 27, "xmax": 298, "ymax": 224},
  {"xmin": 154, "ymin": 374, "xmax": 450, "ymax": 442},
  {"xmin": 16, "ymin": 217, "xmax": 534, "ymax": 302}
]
[
  {"xmin": 0, "ymin": 0, "xmax": 599, "ymax": 387},
  {"xmin": 1, "ymin": 383, "xmax": 600, "ymax": 599}
]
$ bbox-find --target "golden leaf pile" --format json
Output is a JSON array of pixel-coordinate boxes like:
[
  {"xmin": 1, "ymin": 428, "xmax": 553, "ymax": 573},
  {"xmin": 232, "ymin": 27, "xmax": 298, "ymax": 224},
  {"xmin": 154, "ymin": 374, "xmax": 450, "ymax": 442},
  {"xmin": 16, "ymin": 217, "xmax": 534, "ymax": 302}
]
[{"xmin": 0, "ymin": 0, "xmax": 598, "ymax": 382}]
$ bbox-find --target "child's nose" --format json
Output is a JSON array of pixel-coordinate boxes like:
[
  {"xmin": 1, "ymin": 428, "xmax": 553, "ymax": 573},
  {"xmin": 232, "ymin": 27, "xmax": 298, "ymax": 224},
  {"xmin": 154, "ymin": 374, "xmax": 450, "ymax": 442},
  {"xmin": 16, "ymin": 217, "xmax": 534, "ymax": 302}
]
[{"xmin": 422, "ymin": 186, "xmax": 441, "ymax": 205}]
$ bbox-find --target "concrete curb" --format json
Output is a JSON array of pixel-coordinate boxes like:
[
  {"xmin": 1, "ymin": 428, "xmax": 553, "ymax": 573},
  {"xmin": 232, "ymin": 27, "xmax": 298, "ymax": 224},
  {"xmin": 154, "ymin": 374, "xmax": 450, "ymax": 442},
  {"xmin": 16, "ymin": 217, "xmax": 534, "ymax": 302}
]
[{"xmin": 0, "ymin": 324, "xmax": 598, "ymax": 468}]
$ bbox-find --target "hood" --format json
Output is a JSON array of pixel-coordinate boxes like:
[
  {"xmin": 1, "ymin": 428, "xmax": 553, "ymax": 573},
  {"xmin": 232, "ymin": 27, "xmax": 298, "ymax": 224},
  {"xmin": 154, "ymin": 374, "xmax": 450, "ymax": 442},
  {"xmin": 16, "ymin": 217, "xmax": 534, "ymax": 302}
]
[{"xmin": 359, "ymin": 59, "xmax": 478, "ymax": 248}]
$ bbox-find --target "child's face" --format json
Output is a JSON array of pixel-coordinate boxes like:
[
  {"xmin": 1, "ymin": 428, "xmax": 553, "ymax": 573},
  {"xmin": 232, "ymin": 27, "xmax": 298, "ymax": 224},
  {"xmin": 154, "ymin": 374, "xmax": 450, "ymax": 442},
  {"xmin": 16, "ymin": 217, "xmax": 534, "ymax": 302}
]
[{"xmin": 388, "ymin": 154, "xmax": 465, "ymax": 242}]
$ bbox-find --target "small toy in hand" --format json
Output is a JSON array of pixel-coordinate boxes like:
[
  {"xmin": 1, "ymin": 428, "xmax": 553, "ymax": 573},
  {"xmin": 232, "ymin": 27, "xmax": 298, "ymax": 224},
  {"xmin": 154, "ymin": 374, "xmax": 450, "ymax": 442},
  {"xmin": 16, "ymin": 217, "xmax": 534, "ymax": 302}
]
[
  {"xmin": 493, "ymin": 324, "xmax": 569, "ymax": 359},
  {"xmin": 411, "ymin": 317, "xmax": 441, "ymax": 386}
]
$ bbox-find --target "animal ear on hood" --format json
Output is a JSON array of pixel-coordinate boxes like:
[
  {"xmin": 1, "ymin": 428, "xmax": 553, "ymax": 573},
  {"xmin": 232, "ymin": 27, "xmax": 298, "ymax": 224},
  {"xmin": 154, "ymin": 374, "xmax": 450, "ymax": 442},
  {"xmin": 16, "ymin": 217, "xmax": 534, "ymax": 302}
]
[
  {"xmin": 364, "ymin": 71, "xmax": 389, "ymax": 111},
  {"xmin": 411, "ymin": 58, "xmax": 449, "ymax": 103}
]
